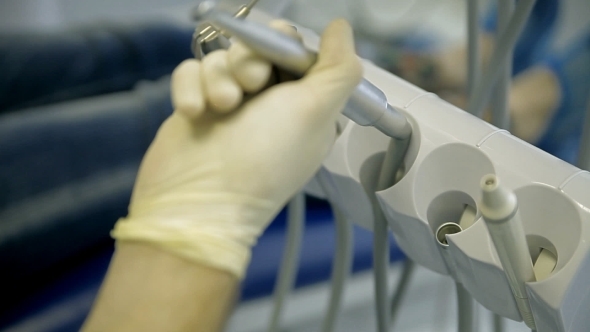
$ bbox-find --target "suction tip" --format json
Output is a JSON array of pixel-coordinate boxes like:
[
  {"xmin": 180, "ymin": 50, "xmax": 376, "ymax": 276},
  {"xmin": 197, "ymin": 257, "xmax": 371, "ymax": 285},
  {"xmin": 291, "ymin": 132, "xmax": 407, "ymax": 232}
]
[
  {"xmin": 193, "ymin": 1, "xmax": 216, "ymax": 20},
  {"xmin": 480, "ymin": 174, "xmax": 517, "ymax": 222},
  {"xmin": 481, "ymin": 174, "xmax": 499, "ymax": 191}
]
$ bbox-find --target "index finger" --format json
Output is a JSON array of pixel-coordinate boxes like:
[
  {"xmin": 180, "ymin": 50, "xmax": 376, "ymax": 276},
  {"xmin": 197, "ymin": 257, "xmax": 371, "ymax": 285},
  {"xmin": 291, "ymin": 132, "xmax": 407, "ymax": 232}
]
[{"xmin": 171, "ymin": 59, "xmax": 206, "ymax": 120}]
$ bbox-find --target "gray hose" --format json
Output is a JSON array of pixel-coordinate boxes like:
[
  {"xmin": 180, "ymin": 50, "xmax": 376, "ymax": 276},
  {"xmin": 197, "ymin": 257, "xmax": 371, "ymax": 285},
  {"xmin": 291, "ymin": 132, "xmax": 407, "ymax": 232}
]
[
  {"xmin": 373, "ymin": 206, "xmax": 390, "ymax": 332},
  {"xmin": 465, "ymin": 1, "xmax": 491, "ymax": 328},
  {"xmin": 267, "ymin": 192, "xmax": 305, "ymax": 332},
  {"xmin": 467, "ymin": 0, "xmax": 537, "ymax": 118},
  {"xmin": 390, "ymin": 260, "xmax": 415, "ymax": 326},
  {"xmin": 490, "ymin": 0, "xmax": 515, "ymax": 130},
  {"xmin": 467, "ymin": 0, "xmax": 480, "ymax": 97},
  {"xmin": 577, "ymin": 97, "xmax": 590, "ymax": 170},
  {"xmin": 456, "ymin": 282, "xmax": 477, "ymax": 332},
  {"xmin": 321, "ymin": 206, "xmax": 353, "ymax": 332},
  {"xmin": 493, "ymin": 312, "xmax": 505, "ymax": 332},
  {"xmin": 372, "ymin": 137, "xmax": 411, "ymax": 332},
  {"xmin": 474, "ymin": 1, "xmax": 516, "ymax": 327},
  {"xmin": 490, "ymin": 2, "xmax": 514, "ymax": 328},
  {"xmin": 314, "ymin": 169, "xmax": 355, "ymax": 332}
]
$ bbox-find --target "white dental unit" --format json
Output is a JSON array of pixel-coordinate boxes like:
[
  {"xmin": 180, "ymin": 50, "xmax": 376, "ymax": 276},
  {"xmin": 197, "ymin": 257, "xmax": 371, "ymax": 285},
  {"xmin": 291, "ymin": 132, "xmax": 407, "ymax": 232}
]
[{"xmin": 190, "ymin": 1, "xmax": 590, "ymax": 331}]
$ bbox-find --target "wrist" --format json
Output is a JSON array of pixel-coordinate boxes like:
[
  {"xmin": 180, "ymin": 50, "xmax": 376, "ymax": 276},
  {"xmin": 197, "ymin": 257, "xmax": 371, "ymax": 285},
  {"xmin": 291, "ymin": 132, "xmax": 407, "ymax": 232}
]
[
  {"xmin": 82, "ymin": 242, "xmax": 238, "ymax": 332},
  {"xmin": 112, "ymin": 219, "xmax": 250, "ymax": 278},
  {"xmin": 112, "ymin": 193, "xmax": 278, "ymax": 279}
]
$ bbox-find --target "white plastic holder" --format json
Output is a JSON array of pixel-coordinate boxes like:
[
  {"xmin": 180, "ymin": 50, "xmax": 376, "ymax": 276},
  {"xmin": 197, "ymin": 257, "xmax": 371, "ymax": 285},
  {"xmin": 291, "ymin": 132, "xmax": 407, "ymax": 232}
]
[
  {"xmin": 313, "ymin": 59, "xmax": 590, "ymax": 332},
  {"xmin": 292, "ymin": 19, "xmax": 590, "ymax": 332}
]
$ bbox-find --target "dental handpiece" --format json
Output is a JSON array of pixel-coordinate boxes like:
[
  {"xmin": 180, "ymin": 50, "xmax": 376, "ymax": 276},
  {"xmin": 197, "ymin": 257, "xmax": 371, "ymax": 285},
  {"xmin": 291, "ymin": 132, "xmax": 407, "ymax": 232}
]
[{"xmin": 194, "ymin": 3, "xmax": 412, "ymax": 140}]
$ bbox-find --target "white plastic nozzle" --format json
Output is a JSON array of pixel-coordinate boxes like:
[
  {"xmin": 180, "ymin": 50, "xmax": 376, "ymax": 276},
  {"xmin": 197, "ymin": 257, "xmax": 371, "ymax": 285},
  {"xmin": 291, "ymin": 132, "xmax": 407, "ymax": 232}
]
[{"xmin": 480, "ymin": 174, "xmax": 518, "ymax": 222}]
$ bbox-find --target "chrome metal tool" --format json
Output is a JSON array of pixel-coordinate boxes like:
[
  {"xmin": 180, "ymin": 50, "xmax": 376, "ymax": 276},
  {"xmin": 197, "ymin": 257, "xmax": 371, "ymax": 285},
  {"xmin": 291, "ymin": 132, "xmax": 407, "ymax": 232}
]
[{"xmin": 193, "ymin": 1, "xmax": 412, "ymax": 140}]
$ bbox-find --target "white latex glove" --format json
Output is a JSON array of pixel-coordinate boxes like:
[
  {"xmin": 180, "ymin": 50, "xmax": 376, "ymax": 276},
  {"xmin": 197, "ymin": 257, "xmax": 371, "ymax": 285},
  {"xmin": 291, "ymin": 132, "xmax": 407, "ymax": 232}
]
[{"xmin": 112, "ymin": 19, "xmax": 362, "ymax": 278}]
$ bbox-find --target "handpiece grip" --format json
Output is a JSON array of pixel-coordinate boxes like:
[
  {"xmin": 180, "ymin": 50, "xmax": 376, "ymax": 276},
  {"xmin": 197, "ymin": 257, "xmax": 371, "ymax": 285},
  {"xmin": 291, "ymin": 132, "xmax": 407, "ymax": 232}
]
[
  {"xmin": 199, "ymin": 6, "xmax": 411, "ymax": 139},
  {"xmin": 248, "ymin": 30, "xmax": 411, "ymax": 139},
  {"xmin": 345, "ymin": 80, "xmax": 411, "ymax": 139}
]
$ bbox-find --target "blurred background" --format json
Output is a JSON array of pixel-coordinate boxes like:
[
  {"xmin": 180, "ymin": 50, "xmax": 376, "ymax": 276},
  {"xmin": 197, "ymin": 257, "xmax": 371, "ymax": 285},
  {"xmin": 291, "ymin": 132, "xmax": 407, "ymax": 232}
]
[{"xmin": 0, "ymin": 0, "xmax": 589, "ymax": 331}]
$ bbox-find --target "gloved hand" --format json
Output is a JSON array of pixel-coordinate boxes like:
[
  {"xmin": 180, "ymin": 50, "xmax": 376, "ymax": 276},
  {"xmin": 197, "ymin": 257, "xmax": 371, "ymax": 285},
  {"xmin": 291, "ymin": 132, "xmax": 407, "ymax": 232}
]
[{"xmin": 112, "ymin": 20, "xmax": 362, "ymax": 278}]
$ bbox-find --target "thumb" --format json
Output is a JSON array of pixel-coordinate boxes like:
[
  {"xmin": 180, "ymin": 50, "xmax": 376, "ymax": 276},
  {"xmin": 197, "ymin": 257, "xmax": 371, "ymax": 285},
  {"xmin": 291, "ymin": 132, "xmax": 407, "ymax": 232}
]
[{"xmin": 299, "ymin": 19, "xmax": 363, "ymax": 114}]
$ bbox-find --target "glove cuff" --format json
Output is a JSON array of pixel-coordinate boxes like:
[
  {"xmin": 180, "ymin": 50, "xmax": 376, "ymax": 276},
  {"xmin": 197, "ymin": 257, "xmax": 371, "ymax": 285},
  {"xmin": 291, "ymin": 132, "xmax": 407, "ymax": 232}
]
[{"xmin": 112, "ymin": 217, "xmax": 253, "ymax": 279}]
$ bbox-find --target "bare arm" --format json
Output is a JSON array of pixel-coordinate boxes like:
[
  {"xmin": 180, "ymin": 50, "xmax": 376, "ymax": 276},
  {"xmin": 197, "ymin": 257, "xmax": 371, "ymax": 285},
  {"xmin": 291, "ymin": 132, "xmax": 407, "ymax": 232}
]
[{"xmin": 82, "ymin": 243, "xmax": 237, "ymax": 332}]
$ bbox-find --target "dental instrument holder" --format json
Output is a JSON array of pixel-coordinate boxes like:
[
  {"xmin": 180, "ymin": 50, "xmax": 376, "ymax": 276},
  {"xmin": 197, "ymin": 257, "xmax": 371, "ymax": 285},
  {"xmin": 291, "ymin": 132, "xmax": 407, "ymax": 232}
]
[
  {"xmin": 193, "ymin": 4, "xmax": 412, "ymax": 141},
  {"xmin": 193, "ymin": 5, "xmax": 590, "ymax": 332},
  {"xmin": 303, "ymin": 26, "xmax": 590, "ymax": 332}
]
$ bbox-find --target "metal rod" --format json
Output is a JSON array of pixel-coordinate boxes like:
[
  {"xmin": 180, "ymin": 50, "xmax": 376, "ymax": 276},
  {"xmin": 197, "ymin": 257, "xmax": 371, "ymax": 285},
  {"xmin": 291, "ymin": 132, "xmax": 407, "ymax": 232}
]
[
  {"xmin": 267, "ymin": 192, "xmax": 305, "ymax": 332},
  {"xmin": 245, "ymin": 0, "xmax": 260, "ymax": 9}
]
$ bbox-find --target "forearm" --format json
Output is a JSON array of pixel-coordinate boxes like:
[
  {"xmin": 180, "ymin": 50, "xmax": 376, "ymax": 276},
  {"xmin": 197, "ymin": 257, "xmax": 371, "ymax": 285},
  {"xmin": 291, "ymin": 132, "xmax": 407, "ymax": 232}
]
[{"xmin": 82, "ymin": 242, "xmax": 238, "ymax": 332}]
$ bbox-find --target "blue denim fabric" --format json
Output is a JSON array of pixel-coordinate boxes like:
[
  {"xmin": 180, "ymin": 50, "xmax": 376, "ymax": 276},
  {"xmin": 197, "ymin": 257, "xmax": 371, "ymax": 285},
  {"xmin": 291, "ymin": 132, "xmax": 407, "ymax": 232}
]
[
  {"xmin": 0, "ymin": 21, "xmax": 193, "ymax": 112},
  {"xmin": 0, "ymin": 77, "xmax": 172, "ymax": 285}
]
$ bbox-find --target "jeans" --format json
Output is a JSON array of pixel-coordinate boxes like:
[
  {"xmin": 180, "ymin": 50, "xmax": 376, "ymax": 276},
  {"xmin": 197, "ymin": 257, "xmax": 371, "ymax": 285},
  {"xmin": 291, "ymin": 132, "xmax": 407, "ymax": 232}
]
[
  {"xmin": 0, "ymin": 20, "xmax": 193, "ymax": 283},
  {"xmin": 0, "ymin": 76, "xmax": 173, "ymax": 306},
  {"xmin": 0, "ymin": 21, "xmax": 193, "ymax": 112}
]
